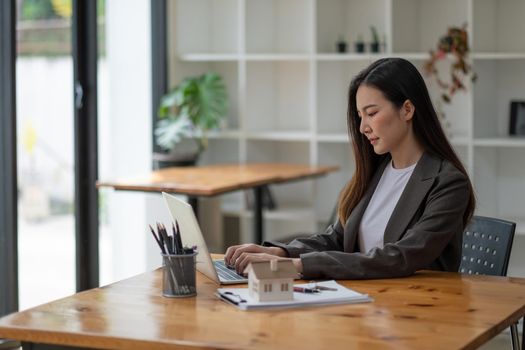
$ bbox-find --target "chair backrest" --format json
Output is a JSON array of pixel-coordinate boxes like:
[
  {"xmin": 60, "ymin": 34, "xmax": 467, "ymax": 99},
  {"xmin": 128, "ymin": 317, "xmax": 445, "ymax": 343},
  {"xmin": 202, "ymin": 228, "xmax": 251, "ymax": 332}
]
[{"xmin": 459, "ymin": 216, "xmax": 516, "ymax": 276}]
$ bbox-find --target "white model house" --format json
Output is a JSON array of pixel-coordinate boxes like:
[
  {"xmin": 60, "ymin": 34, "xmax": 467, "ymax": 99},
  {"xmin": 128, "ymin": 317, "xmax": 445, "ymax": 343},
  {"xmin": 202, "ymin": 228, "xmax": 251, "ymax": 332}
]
[{"xmin": 244, "ymin": 260, "xmax": 297, "ymax": 302}]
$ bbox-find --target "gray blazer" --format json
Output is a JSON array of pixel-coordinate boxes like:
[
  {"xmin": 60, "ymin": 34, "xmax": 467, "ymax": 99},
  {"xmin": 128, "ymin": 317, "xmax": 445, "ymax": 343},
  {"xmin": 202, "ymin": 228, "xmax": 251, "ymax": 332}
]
[{"xmin": 265, "ymin": 152, "xmax": 470, "ymax": 279}]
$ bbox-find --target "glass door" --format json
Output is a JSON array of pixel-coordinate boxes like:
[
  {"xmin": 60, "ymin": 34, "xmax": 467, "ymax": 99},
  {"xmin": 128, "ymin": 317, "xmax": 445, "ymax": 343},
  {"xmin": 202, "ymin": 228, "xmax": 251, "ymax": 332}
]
[{"xmin": 16, "ymin": 0, "xmax": 76, "ymax": 310}]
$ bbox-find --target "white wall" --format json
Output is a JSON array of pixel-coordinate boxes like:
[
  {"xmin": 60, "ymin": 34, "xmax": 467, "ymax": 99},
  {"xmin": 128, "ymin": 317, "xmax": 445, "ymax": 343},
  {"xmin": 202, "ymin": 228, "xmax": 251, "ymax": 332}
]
[{"xmin": 106, "ymin": 0, "xmax": 154, "ymax": 282}]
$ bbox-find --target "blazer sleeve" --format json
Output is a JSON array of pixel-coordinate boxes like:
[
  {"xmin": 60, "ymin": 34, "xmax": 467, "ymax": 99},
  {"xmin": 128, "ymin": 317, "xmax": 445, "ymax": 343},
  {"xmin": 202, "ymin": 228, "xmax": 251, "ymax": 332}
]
[
  {"xmin": 263, "ymin": 218, "xmax": 345, "ymax": 258},
  {"xmin": 299, "ymin": 165, "xmax": 469, "ymax": 280}
]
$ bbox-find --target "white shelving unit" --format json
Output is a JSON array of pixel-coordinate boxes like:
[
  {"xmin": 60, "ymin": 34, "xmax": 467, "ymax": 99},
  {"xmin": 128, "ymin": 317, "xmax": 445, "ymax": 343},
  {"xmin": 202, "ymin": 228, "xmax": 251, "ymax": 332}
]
[{"xmin": 168, "ymin": 0, "xmax": 525, "ymax": 241}]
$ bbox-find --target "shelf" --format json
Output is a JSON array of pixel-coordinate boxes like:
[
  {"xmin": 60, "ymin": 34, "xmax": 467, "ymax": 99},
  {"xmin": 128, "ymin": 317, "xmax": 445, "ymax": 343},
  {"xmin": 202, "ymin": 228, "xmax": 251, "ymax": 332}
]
[
  {"xmin": 245, "ymin": 54, "xmax": 311, "ymax": 61},
  {"xmin": 474, "ymin": 137, "xmax": 525, "ymax": 148},
  {"xmin": 314, "ymin": 49, "xmax": 486, "ymax": 61},
  {"xmin": 390, "ymin": 52, "xmax": 431, "ymax": 60},
  {"xmin": 169, "ymin": 0, "xmax": 525, "ymax": 246},
  {"xmin": 177, "ymin": 52, "xmax": 463, "ymax": 62},
  {"xmin": 244, "ymin": 131, "xmax": 311, "ymax": 141},
  {"xmin": 206, "ymin": 130, "xmax": 242, "ymax": 139},
  {"xmin": 315, "ymin": 134, "xmax": 468, "ymax": 145},
  {"xmin": 472, "ymin": 53, "xmax": 525, "ymax": 60},
  {"xmin": 179, "ymin": 54, "xmax": 240, "ymax": 62},
  {"xmin": 316, "ymin": 134, "xmax": 349, "ymax": 143},
  {"xmin": 316, "ymin": 53, "xmax": 384, "ymax": 61}
]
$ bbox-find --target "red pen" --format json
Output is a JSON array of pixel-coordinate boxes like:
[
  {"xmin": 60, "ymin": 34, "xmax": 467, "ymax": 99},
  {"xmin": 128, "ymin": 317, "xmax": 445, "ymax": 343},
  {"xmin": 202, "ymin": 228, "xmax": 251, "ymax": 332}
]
[{"xmin": 293, "ymin": 286, "xmax": 319, "ymax": 294}]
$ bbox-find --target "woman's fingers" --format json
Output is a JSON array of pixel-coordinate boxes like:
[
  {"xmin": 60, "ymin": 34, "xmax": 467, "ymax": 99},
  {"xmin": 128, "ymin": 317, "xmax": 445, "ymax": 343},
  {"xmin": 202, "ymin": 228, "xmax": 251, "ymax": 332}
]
[
  {"xmin": 228, "ymin": 244, "xmax": 263, "ymax": 266},
  {"xmin": 225, "ymin": 244, "xmax": 284, "ymax": 270},
  {"xmin": 235, "ymin": 252, "xmax": 279, "ymax": 275},
  {"xmin": 236, "ymin": 252, "xmax": 257, "ymax": 275},
  {"xmin": 224, "ymin": 244, "xmax": 242, "ymax": 265}
]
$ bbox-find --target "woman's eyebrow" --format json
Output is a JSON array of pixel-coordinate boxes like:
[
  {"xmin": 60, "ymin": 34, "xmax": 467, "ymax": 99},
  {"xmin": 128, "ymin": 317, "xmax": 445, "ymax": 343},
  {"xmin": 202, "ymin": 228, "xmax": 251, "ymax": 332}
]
[{"xmin": 357, "ymin": 104, "xmax": 378, "ymax": 113}]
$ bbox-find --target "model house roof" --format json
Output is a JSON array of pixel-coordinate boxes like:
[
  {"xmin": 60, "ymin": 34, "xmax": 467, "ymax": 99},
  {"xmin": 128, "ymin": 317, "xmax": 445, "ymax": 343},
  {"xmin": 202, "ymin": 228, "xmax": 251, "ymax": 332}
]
[{"xmin": 245, "ymin": 260, "xmax": 297, "ymax": 280}]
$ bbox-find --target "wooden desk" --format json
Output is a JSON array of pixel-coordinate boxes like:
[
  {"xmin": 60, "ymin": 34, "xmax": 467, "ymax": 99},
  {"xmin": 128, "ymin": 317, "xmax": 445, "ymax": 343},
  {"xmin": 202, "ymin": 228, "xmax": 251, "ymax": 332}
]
[
  {"xmin": 97, "ymin": 163, "xmax": 339, "ymax": 243},
  {"xmin": 1, "ymin": 269, "xmax": 525, "ymax": 350}
]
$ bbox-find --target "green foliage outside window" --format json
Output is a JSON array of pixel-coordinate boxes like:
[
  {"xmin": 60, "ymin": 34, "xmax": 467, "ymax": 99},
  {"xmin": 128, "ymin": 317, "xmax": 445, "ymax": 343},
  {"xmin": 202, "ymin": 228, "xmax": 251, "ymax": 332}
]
[
  {"xmin": 21, "ymin": 0, "xmax": 60, "ymax": 21},
  {"xmin": 17, "ymin": 0, "xmax": 106, "ymax": 57}
]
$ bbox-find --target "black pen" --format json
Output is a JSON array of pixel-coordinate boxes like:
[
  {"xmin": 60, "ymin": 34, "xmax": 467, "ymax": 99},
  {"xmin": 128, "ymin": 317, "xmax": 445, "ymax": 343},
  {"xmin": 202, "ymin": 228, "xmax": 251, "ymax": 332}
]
[
  {"xmin": 149, "ymin": 224, "xmax": 166, "ymax": 254},
  {"xmin": 174, "ymin": 220, "xmax": 184, "ymax": 253},
  {"xmin": 293, "ymin": 287, "xmax": 319, "ymax": 294},
  {"xmin": 171, "ymin": 223, "xmax": 179, "ymax": 254},
  {"xmin": 158, "ymin": 223, "xmax": 172, "ymax": 254},
  {"xmin": 156, "ymin": 223, "xmax": 165, "ymax": 251}
]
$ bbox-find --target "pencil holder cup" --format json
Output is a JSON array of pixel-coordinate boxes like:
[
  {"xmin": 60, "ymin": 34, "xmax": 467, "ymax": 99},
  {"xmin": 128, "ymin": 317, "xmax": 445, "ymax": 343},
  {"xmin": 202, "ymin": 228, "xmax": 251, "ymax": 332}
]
[{"xmin": 161, "ymin": 252, "xmax": 197, "ymax": 297}]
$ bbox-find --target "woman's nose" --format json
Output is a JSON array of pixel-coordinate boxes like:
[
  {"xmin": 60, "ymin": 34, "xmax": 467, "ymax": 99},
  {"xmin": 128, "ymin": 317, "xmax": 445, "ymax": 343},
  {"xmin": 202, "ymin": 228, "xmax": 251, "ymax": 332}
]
[{"xmin": 359, "ymin": 118, "xmax": 370, "ymax": 134}]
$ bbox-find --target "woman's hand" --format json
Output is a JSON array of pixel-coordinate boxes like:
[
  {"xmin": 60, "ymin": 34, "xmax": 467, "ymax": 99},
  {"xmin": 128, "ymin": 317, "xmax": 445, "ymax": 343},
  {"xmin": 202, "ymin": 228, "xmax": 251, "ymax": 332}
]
[{"xmin": 224, "ymin": 244, "xmax": 287, "ymax": 274}]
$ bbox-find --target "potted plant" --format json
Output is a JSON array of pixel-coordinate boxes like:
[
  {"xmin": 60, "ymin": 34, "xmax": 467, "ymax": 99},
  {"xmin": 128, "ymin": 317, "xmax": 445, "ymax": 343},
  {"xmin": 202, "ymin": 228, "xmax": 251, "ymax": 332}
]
[
  {"xmin": 355, "ymin": 34, "xmax": 365, "ymax": 53},
  {"xmin": 153, "ymin": 72, "xmax": 228, "ymax": 168},
  {"xmin": 336, "ymin": 34, "xmax": 347, "ymax": 53},
  {"xmin": 369, "ymin": 26, "xmax": 380, "ymax": 53}
]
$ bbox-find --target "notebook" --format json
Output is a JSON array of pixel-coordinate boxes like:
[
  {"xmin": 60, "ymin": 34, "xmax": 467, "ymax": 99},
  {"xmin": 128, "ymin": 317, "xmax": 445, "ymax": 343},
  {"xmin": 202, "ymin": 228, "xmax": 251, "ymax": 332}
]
[
  {"xmin": 162, "ymin": 192, "xmax": 248, "ymax": 285},
  {"xmin": 216, "ymin": 280, "xmax": 372, "ymax": 310}
]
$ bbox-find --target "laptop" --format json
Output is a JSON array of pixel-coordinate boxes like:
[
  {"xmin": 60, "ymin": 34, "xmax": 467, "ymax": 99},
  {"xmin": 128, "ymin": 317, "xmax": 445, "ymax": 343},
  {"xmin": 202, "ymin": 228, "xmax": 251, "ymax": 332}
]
[{"xmin": 162, "ymin": 192, "xmax": 248, "ymax": 285}]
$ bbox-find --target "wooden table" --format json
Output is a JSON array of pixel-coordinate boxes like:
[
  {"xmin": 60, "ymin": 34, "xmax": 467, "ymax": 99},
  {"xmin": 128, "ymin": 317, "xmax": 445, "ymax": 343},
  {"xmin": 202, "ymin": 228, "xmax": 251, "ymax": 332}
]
[
  {"xmin": 97, "ymin": 163, "xmax": 339, "ymax": 243},
  {"xmin": 1, "ymin": 269, "xmax": 525, "ymax": 350}
]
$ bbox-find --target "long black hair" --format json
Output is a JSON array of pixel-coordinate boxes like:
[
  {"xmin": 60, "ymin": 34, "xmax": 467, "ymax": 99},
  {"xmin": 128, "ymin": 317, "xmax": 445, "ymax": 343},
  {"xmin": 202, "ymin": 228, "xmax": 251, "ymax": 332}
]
[{"xmin": 338, "ymin": 57, "xmax": 475, "ymax": 227}]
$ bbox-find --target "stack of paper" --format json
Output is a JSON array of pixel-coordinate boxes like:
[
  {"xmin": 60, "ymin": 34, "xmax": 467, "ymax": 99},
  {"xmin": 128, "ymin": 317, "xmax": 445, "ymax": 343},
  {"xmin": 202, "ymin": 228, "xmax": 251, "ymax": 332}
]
[{"xmin": 216, "ymin": 280, "xmax": 372, "ymax": 310}]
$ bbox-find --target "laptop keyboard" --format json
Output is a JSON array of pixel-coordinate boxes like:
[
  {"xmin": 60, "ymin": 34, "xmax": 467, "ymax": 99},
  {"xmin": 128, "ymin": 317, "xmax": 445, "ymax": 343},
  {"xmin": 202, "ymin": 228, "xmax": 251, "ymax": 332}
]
[{"xmin": 214, "ymin": 260, "xmax": 246, "ymax": 281}]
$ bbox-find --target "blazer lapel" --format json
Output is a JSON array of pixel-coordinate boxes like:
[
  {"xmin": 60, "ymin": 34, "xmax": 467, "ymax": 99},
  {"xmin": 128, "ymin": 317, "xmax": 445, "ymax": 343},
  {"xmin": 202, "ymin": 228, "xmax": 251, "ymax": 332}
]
[
  {"xmin": 383, "ymin": 152, "xmax": 441, "ymax": 244},
  {"xmin": 343, "ymin": 157, "xmax": 390, "ymax": 252}
]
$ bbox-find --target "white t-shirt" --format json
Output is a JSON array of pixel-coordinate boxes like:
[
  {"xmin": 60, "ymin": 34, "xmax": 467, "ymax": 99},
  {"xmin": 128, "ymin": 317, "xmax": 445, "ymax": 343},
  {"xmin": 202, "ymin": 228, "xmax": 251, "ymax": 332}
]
[{"xmin": 358, "ymin": 160, "xmax": 417, "ymax": 254}]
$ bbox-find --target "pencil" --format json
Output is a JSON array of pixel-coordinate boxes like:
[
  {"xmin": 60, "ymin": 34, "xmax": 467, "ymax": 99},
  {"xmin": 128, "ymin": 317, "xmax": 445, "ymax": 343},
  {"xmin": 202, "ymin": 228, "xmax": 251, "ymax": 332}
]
[{"xmin": 149, "ymin": 224, "xmax": 166, "ymax": 254}]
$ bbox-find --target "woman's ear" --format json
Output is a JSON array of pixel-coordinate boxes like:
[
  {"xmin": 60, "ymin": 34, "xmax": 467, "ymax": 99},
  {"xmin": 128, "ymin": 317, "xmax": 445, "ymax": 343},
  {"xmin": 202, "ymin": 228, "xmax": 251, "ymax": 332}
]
[{"xmin": 401, "ymin": 99, "xmax": 415, "ymax": 121}]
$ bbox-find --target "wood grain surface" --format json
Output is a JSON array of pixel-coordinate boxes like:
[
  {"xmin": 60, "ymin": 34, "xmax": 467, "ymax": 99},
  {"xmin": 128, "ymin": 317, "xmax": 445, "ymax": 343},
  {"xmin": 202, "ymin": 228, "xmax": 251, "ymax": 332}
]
[
  {"xmin": 1, "ymin": 267, "xmax": 525, "ymax": 350},
  {"xmin": 96, "ymin": 163, "xmax": 339, "ymax": 196}
]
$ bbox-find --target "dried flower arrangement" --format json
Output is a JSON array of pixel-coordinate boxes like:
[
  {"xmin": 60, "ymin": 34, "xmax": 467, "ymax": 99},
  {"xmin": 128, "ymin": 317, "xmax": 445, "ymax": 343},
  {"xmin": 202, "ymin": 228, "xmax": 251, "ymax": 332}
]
[
  {"xmin": 424, "ymin": 24, "xmax": 477, "ymax": 132},
  {"xmin": 424, "ymin": 24, "xmax": 477, "ymax": 104}
]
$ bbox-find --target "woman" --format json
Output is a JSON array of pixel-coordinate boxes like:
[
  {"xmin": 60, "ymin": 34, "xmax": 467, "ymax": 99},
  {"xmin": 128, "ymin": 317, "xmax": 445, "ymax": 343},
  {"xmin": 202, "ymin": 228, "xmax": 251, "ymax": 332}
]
[{"xmin": 225, "ymin": 58, "xmax": 476, "ymax": 279}]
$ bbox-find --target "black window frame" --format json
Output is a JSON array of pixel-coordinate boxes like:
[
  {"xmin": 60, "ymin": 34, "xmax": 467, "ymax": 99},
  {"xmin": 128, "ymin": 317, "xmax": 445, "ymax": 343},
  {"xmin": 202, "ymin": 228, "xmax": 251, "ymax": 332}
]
[
  {"xmin": 0, "ymin": 0, "xmax": 19, "ymax": 317},
  {"xmin": 72, "ymin": 0, "xmax": 99, "ymax": 292},
  {"xmin": 1, "ymin": 0, "xmax": 170, "ymax": 306},
  {"xmin": 151, "ymin": 0, "xmax": 168, "ymax": 157},
  {"xmin": 0, "ymin": 0, "xmax": 100, "ymax": 314}
]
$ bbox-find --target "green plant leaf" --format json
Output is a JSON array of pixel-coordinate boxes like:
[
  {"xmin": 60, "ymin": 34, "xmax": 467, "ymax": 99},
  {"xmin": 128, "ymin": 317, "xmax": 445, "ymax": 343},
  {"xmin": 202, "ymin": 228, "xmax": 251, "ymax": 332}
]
[
  {"xmin": 155, "ymin": 72, "xmax": 228, "ymax": 151},
  {"xmin": 154, "ymin": 116, "xmax": 193, "ymax": 151},
  {"xmin": 370, "ymin": 26, "xmax": 380, "ymax": 43}
]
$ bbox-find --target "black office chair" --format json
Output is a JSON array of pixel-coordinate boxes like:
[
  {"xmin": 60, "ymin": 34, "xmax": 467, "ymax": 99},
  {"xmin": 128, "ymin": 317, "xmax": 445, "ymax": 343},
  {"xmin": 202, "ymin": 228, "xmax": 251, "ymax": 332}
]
[{"xmin": 459, "ymin": 216, "xmax": 518, "ymax": 350}]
